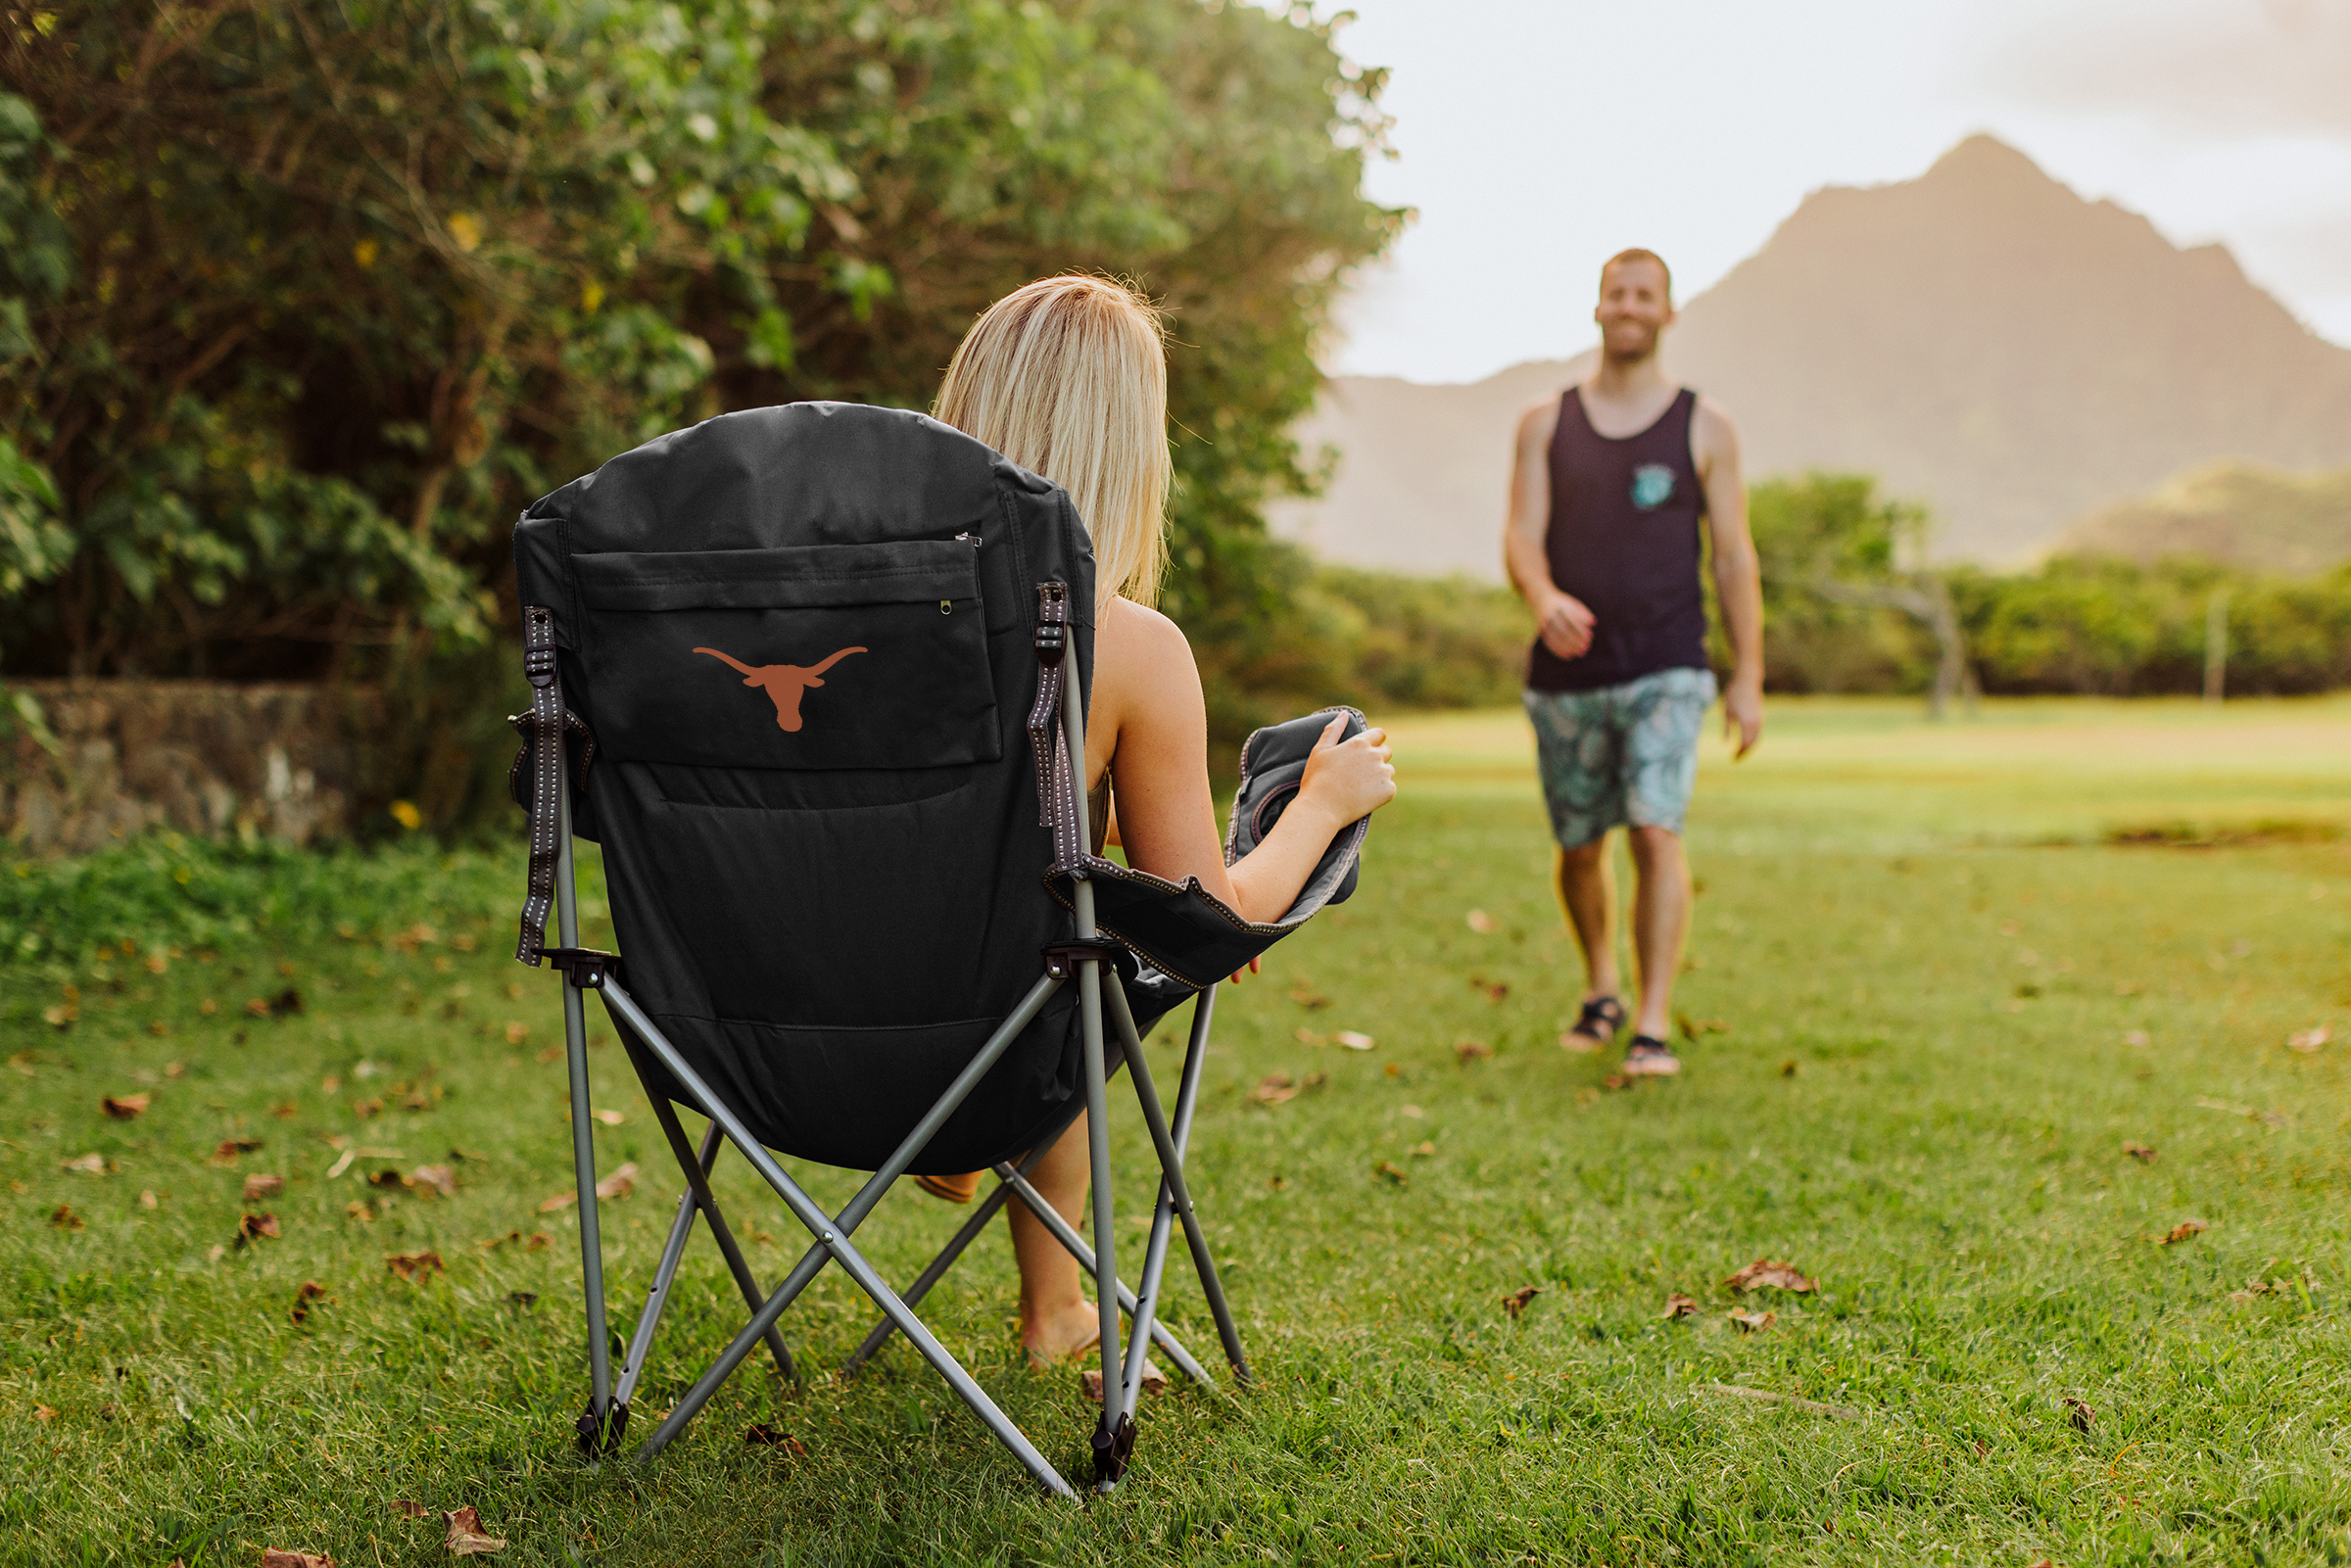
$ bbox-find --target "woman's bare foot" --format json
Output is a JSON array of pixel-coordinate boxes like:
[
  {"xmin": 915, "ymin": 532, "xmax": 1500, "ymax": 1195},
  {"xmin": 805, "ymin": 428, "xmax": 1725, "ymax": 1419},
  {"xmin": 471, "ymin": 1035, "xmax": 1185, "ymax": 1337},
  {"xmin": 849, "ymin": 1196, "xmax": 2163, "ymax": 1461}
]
[{"xmin": 1021, "ymin": 1298, "xmax": 1103, "ymax": 1368}]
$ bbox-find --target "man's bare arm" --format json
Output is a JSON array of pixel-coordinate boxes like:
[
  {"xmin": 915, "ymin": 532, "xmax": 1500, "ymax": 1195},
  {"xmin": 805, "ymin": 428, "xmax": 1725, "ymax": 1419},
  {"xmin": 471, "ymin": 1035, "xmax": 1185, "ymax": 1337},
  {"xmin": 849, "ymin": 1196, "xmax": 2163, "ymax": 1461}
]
[
  {"xmin": 1503, "ymin": 397, "xmax": 1594, "ymax": 660},
  {"xmin": 1694, "ymin": 397, "xmax": 1763, "ymax": 757}
]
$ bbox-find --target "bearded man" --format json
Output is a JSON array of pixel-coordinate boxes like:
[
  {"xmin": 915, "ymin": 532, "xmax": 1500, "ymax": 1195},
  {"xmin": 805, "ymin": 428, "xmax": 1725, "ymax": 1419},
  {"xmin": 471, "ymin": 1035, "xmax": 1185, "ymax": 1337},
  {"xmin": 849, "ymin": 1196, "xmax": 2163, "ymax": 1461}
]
[{"xmin": 1502, "ymin": 248, "xmax": 1764, "ymax": 1077}]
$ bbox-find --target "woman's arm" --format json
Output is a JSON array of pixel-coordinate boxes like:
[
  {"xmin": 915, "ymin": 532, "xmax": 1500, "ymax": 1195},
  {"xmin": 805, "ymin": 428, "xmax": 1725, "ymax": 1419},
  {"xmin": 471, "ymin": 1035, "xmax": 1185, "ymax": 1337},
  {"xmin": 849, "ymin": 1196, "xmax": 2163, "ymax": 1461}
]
[{"xmin": 1085, "ymin": 597, "xmax": 1395, "ymax": 925}]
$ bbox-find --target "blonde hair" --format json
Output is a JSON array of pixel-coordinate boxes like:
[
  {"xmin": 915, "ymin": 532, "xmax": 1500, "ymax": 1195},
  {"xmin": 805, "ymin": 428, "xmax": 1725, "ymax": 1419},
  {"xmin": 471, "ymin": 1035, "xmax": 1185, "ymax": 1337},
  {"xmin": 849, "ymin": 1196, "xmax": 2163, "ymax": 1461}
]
[{"xmin": 935, "ymin": 275, "xmax": 1171, "ymax": 610}]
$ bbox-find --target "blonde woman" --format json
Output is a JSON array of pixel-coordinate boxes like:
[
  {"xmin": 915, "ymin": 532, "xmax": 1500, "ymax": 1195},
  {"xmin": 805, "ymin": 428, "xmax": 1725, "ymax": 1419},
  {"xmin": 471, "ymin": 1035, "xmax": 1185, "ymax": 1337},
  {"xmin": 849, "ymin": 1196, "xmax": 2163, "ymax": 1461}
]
[{"xmin": 924, "ymin": 274, "xmax": 1400, "ymax": 1365}]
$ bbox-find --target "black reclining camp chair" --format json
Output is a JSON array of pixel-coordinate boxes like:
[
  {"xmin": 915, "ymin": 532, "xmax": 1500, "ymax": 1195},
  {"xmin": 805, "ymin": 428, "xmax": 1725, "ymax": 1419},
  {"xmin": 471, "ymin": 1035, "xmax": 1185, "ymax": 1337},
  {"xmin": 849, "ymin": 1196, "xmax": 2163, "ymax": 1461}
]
[{"xmin": 507, "ymin": 402, "xmax": 1367, "ymax": 1494}]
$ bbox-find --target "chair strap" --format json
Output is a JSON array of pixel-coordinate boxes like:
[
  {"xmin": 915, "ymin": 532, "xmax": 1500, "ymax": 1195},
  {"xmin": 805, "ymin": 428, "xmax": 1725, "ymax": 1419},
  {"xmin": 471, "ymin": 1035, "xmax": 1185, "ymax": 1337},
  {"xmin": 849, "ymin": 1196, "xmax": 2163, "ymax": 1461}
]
[
  {"xmin": 1027, "ymin": 582, "xmax": 1082, "ymax": 873},
  {"xmin": 513, "ymin": 604, "xmax": 594, "ymax": 967}
]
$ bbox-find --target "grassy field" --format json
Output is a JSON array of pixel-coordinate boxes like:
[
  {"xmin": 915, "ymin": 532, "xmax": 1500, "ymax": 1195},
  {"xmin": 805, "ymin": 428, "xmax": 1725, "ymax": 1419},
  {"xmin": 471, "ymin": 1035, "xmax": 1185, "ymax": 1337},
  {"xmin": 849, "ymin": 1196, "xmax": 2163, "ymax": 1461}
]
[{"xmin": 5, "ymin": 695, "xmax": 2350, "ymax": 1566}]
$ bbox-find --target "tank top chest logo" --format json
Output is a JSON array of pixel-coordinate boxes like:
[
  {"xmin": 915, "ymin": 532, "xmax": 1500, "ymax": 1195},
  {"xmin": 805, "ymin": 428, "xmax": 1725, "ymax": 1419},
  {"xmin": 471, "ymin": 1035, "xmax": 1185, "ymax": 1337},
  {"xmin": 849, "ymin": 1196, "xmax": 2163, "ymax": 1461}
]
[{"xmin": 1630, "ymin": 463, "xmax": 1677, "ymax": 512}]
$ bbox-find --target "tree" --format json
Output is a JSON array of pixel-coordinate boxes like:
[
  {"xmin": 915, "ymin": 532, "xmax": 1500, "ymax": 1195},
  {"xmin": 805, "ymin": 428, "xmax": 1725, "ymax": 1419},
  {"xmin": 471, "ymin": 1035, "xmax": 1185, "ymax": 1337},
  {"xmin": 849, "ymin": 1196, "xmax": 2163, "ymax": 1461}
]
[
  {"xmin": 1, "ymin": 0, "xmax": 1399, "ymax": 713},
  {"xmin": 1748, "ymin": 473, "xmax": 1973, "ymax": 715}
]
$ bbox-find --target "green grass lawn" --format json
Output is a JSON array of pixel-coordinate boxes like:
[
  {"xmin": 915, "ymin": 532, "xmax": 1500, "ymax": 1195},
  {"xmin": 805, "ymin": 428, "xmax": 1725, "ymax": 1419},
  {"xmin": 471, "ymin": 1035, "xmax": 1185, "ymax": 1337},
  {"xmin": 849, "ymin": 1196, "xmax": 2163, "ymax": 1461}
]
[{"xmin": 6, "ymin": 695, "xmax": 2350, "ymax": 1566}]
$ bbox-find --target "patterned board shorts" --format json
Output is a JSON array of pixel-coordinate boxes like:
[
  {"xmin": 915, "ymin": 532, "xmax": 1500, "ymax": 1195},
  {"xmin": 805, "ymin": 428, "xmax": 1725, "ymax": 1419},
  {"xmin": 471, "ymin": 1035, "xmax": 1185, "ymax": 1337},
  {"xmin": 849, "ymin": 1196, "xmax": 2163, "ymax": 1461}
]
[{"xmin": 1523, "ymin": 667, "xmax": 1718, "ymax": 849}]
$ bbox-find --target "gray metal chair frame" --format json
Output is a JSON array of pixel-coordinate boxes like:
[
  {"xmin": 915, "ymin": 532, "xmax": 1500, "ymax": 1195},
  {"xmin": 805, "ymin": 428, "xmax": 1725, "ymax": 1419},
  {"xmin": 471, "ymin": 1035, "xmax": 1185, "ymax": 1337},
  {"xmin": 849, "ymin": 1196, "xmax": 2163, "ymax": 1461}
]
[{"xmin": 538, "ymin": 662, "xmax": 1248, "ymax": 1496}]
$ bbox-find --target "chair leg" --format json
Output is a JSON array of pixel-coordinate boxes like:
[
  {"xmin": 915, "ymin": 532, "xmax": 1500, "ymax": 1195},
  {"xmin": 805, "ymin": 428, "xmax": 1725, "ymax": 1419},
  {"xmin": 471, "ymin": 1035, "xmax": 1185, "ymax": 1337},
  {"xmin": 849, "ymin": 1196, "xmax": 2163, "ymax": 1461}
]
[
  {"xmin": 991, "ymin": 1161, "xmax": 1218, "ymax": 1390},
  {"xmin": 1104, "ymin": 975, "xmax": 1251, "ymax": 1388},
  {"xmin": 839, "ymin": 1111, "xmax": 1080, "ymax": 1377},
  {"xmin": 1113, "ymin": 983, "xmax": 1220, "ymax": 1420},
  {"xmin": 600, "ymin": 976, "xmax": 1076, "ymax": 1498},
  {"xmin": 634, "ymin": 1073, "xmax": 796, "ymax": 1386},
  {"xmin": 1077, "ymin": 954, "xmax": 1132, "ymax": 1489},
  {"xmin": 550, "ymin": 778, "xmax": 617, "ymax": 1454}
]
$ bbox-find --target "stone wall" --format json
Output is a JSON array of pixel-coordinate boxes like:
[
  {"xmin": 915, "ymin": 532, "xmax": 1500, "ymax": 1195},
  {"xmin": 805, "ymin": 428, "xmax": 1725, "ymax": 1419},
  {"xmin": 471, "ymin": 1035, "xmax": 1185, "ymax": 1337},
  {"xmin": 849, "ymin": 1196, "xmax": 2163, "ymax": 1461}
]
[{"xmin": 3, "ymin": 681, "xmax": 375, "ymax": 854}]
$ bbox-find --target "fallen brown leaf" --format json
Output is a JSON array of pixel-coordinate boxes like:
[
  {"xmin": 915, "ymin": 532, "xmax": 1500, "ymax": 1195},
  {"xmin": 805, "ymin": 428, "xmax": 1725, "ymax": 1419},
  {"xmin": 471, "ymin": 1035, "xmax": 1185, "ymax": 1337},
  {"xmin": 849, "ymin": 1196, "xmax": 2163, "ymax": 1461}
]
[
  {"xmin": 506, "ymin": 1292, "xmax": 539, "ymax": 1310},
  {"xmin": 1500, "ymin": 1285, "xmax": 1541, "ymax": 1319},
  {"xmin": 1722, "ymin": 1259, "xmax": 1817, "ymax": 1294},
  {"xmin": 387, "ymin": 1250, "xmax": 446, "ymax": 1281},
  {"xmin": 50, "ymin": 1204, "xmax": 82, "ymax": 1230},
  {"xmin": 409, "ymin": 1164, "xmax": 458, "ymax": 1198},
  {"xmin": 2288, "ymin": 1025, "xmax": 2329, "ymax": 1053},
  {"xmin": 594, "ymin": 1163, "xmax": 639, "ymax": 1201},
  {"xmin": 1600, "ymin": 1072, "xmax": 1629, "ymax": 1091},
  {"xmin": 1293, "ymin": 1027, "xmax": 1325, "ymax": 1045},
  {"xmin": 1409, "ymin": 1140, "xmax": 1436, "ymax": 1156},
  {"xmin": 2123, "ymin": 1142, "xmax": 2157, "ymax": 1163},
  {"xmin": 1779, "ymin": 1060, "xmax": 1799, "ymax": 1077},
  {"xmin": 1468, "ymin": 975, "xmax": 1509, "ymax": 1003},
  {"xmin": 236, "ymin": 1212, "xmax": 281, "ymax": 1246},
  {"xmin": 1660, "ymin": 1293, "xmax": 1700, "ymax": 1320},
  {"xmin": 41, "ymin": 1004, "xmax": 74, "ymax": 1029},
  {"xmin": 1333, "ymin": 1029, "xmax": 1375, "ymax": 1051},
  {"xmin": 208, "ymin": 1137, "xmax": 263, "ymax": 1165},
  {"xmin": 1286, "ymin": 985, "xmax": 1330, "ymax": 1009},
  {"xmin": 260, "ymin": 1550, "xmax": 334, "ymax": 1567},
  {"xmin": 346, "ymin": 1200, "xmax": 374, "ymax": 1222},
  {"xmin": 1453, "ymin": 1038, "xmax": 1494, "ymax": 1063},
  {"xmin": 245, "ymin": 997, "xmax": 271, "ymax": 1019},
  {"xmin": 1080, "ymin": 1363, "xmax": 1169, "ymax": 1402},
  {"xmin": 34, "ymin": 1404, "xmax": 58, "ymax": 1421},
  {"xmin": 62, "ymin": 1152, "xmax": 107, "ymax": 1174},
  {"xmin": 139, "ymin": 1191, "xmax": 159, "ymax": 1209},
  {"xmin": 1249, "ymin": 1073, "xmax": 1299, "ymax": 1106},
  {"xmin": 102, "ymin": 1094, "xmax": 150, "ymax": 1119},
  {"xmin": 537, "ymin": 1191, "xmax": 576, "ymax": 1212},
  {"xmin": 504, "ymin": 1021, "xmax": 531, "ymax": 1044},
  {"xmin": 391, "ymin": 1499, "xmax": 430, "ymax": 1518},
  {"xmin": 443, "ymin": 1505, "xmax": 505, "ymax": 1555},
  {"xmin": 744, "ymin": 1423, "xmax": 809, "ymax": 1454},
  {"xmin": 1728, "ymin": 1308, "xmax": 1776, "ymax": 1333},
  {"xmin": 2160, "ymin": 1218, "xmax": 2208, "ymax": 1245},
  {"xmin": 2063, "ymin": 1396, "xmax": 2094, "ymax": 1432},
  {"xmin": 243, "ymin": 1173, "xmax": 285, "ymax": 1202},
  {"xmin": 290, "ymin": 1281, "xmax": 330, "ymax": 1324},
  {"xmin": 1374, "ymin": 1160, "xmax": 1409, "ymax": 1186},
  {"xmin": 270, "ymin": 1102, "xmax": 299, "ymax": 1118},
  {"xmin": 1464, "ymin": 909, "xmax": 1499, "ymax": 934},
  {"xmin": 535, "ymin": 1042, "xmax": 562, "ymax": 1063}
]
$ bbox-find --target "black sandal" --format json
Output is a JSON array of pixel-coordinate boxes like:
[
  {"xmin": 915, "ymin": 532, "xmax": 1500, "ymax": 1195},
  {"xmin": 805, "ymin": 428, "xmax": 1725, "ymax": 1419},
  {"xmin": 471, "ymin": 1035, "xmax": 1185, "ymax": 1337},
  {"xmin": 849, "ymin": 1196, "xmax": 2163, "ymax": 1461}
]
[
  {"xmin": 1561, "ymin": 995, "xmax": 1626, "ymax": 1053},
  {"xmin": 1622, "ymin": 1035, "xmax": 1682, "ymax": 1076}
]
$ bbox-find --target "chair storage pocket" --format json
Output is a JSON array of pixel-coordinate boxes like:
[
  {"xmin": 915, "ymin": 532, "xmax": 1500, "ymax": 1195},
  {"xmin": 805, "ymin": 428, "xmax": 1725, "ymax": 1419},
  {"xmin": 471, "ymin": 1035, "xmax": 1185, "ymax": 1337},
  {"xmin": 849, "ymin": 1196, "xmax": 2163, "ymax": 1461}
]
[{"xmin": 574, "ymin": 540, "xmax": 998, "ymax": 771}]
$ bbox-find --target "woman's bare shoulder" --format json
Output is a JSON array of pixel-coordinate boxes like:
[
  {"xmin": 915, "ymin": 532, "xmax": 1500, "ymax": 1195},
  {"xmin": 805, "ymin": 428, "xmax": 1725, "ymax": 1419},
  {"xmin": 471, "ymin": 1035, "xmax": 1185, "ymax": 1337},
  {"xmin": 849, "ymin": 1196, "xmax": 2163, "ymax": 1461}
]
[
  {"xmin": 1096, "ymin": 595, "xmax": 1204, "ymax": 735},
  {"xmin": 1098, "ymin": 595, "xmax": 1196, "ymax": 675}
]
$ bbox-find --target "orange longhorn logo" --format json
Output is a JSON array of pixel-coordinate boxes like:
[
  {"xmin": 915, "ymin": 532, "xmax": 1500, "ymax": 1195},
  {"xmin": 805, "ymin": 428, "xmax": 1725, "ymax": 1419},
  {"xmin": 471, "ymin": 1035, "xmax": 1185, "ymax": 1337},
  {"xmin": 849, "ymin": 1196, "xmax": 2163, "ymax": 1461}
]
[{"xmin": 693, "ymin": 644, "xmax": 869, "ymax": 732}]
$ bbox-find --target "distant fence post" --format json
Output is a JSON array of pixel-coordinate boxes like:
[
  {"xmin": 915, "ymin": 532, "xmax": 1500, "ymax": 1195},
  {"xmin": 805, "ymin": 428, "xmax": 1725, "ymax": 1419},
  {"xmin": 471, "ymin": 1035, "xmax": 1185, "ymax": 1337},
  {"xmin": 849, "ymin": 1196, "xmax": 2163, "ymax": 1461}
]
[{"xmin": 2203, "ymin": 590, "xmax": 2230, "ymax": 704}]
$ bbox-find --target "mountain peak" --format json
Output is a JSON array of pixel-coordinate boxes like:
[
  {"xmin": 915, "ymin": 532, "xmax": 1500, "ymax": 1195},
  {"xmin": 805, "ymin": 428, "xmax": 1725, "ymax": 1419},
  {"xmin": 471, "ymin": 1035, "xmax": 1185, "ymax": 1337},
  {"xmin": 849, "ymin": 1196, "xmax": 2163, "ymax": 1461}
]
[{"xmin": 1924, "ymin": 132, "xmax": 2051, "ymax": 186}]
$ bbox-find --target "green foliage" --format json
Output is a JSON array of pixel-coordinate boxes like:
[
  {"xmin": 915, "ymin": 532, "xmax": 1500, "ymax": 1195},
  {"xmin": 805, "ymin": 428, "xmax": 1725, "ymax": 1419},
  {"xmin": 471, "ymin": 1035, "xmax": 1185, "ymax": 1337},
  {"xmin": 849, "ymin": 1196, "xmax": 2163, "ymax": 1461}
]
[
  {"xmin": 0, "ymin": 832, "xmax": 514, "ymax": 969},
  {"xmin": 3, "ymin": 2, "xmax": 1397, "ymax": 702},
  {"xmin": 1954, "ymin": 558, "xmax": 2351, "ymax": 697},
  {"xmin": 1743, "ymin": 474, "xmax": 2351, "ymax": 699},
  {"xmin": 1745, "ymin": 473, "xmax": 1938, "ymax": 695}
]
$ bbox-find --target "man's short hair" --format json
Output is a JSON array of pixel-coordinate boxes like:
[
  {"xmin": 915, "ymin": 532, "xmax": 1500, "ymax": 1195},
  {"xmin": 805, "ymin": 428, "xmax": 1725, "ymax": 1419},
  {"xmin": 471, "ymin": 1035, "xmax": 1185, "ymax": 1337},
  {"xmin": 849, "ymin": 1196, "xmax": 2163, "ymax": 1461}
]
[{"xmin": 1600, "ymin": 248, "xmax": 1671, "ymax": 303}]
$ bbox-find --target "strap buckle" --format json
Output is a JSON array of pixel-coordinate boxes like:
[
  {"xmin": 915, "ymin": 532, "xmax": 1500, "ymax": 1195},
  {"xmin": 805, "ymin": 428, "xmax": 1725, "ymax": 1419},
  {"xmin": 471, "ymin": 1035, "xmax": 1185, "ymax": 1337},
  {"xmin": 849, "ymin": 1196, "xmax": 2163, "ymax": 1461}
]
[
  {"xmin": 524, "ymin": 645, "xmax": 557, "ymax": 689},
  {"xmin": 1033, "ymin": 582, "xmax": 1069, "ymax": 668},
  {"xmin": 540, "ymin": 946, "xmax": 618, "ymax": 989},
  {"xmin": 1042, "ymin": 937, "xmax": 1123, "ymax": 981}
]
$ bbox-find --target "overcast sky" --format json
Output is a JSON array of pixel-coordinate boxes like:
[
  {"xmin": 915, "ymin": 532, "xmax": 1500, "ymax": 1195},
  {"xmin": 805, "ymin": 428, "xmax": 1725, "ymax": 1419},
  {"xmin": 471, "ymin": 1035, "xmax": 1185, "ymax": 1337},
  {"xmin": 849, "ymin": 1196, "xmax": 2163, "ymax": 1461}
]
[{"xmin": 1317, "ymin": 0, "xmax": 2351, "ymax": 384}]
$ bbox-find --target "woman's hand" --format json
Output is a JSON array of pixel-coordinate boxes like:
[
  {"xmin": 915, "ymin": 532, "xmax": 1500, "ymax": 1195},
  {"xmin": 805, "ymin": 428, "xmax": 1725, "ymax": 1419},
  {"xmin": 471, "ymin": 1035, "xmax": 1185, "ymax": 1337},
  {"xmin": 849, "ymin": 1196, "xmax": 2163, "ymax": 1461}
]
[{"xmin": 1296, "ymin": 712, "xmax": 1397, "ymax": 829}]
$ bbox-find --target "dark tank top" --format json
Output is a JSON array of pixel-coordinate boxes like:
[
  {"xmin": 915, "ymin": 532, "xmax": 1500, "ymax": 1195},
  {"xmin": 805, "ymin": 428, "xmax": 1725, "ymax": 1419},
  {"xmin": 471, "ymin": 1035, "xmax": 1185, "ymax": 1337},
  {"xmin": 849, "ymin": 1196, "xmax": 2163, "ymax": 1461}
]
[{"xmin": 1525, "ymin": 386, "xmax": 1710, "ymax": 693}]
